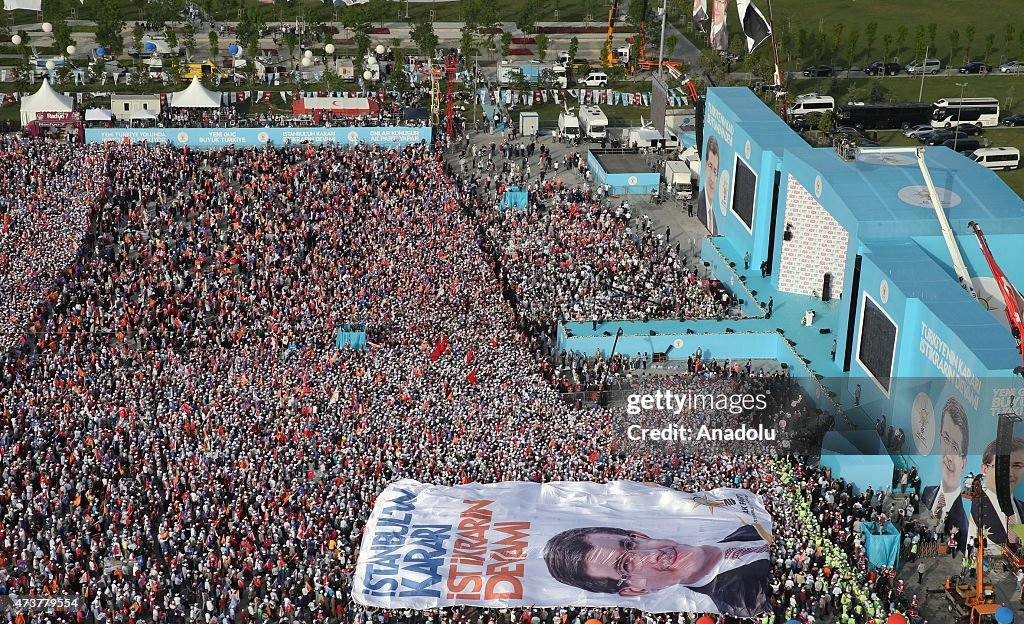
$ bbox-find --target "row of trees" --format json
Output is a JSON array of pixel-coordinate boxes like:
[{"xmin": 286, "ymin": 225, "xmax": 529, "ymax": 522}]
[{"xmin": 777, "ymin": 21, "xmax": 1024, "ymax": 69}]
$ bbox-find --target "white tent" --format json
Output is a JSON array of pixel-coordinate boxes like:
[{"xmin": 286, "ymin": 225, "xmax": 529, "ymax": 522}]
[
  {"xmin": 20, "ymin": 80, "xmax": 73, "ymax": 126},
  {"xmin": 170, "ymin": 77, "xmax": 220, "ymax": 108},
  {"xmin": 85, "ymin": 108, "xmax": 112, "ymax": 122}
]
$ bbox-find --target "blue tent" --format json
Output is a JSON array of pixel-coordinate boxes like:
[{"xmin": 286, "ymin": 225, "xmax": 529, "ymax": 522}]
[
  {"xmin": 861, "ymin": 521, "xmax": 900, "ymax": 570},
  {"xmin": 501, "ymin": 186, "xmax": 529, "ymax": 210}
]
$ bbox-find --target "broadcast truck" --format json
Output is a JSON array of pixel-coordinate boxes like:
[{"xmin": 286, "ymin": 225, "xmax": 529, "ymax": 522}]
[
  {"xmin": 663, "ymin": 160, "xmax": 694, "ymax": 200},
  {"xmin": 578, "ymin": 105, "xmax": 608, "ymax": 141},
  {"xmin": 558, "ymin": 106, "xmax": 581, "ymax": 141}
]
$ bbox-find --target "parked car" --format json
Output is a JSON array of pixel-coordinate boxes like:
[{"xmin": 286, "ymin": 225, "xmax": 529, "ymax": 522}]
[
  {"xmin": 863, "ymin": 61, "xmax": 901, "ymax": 76},
  {"xmin": 802, "ymin": 65, "xmax": 834, "ymax": 77},
  {"xmin": 925, "ymin": 131, "xmax": 968, "ymax": 146},
  {"xmin": 1002, "ymin": 113, "xmax": 1024, "ymax": 127},
  {"xmin": 955, "ymin": 122, "xmax": 984, "ymax": 136},
  {"xmin": 906, "ymin": 58, "xmax": 941, "ymax": 74},
  {"xmin": 904, "ymin": 124, "xmax": 936, "ymax": 139},
  {"xmin": 998, "ymin": 60, "xmax": 1024, "ymax": 73},
  {"xmin": 941, "ymin": 138, "xmax": 980, "ymax": 153},
  {"xmin": 958, "ymin": 61, "xmax": 992, "ymax": 74}
]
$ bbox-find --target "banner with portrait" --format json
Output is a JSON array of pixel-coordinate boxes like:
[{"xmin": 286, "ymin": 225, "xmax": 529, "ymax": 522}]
[
  {"xmin": 710, "ymin": 0, "xmax": 729, "ymax": 51},
  {"xmin": 353, "ymin": 480, "xmax": 773, "ymax": 617}
]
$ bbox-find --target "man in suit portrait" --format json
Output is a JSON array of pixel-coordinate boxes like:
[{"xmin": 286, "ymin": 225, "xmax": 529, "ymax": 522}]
[
  {"xmin": 697, "ymin": 135, "xmax": 720, "ymax": 235},
  {"xmin": 971, "ymin": 436, "xmax": 1024, "ymax": 545},
  {"xmin": 543, "ymin": 525, "xmax": 770, "ymax": 617},
  {"xmin": 921, "ymin": 396, "xmax": 970, "ymax": 553}
]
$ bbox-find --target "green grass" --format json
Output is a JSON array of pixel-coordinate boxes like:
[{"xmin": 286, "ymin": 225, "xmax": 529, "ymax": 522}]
[
  {"xmin": 872, "ymin": 128, "xmax": 1024, "ymax": 197},
  {"xmin": 788, "ymin": 75, "xmax": 1024, "ymax": 116}
]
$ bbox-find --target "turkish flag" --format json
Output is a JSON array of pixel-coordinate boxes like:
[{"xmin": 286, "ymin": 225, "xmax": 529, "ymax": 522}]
[
  {"xmin": 466, "ymin": 349, "xmax": 475, "ymax": 364},
  {"xmin": 467, "ymin": 370, "xmax": 477, "ymax": 384},
  {"xmin": 429, "ymin": 334, "xmax": 448, "ymax": 362}
]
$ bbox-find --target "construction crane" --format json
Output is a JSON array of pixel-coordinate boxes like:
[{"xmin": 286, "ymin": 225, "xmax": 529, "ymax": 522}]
[
  {"xmin": 859, "ymin": 147, "xmax": 976, "ymax": 298},
  {"xmin": 969, "ymin": 221, "xmax": 1024, "ymax": 366},
  {"xmin": 604, "ymin": 0, "xmax": 622, "ymax": 66},
  {"xmin": 445, "ymin": 52, "xmax": 458, "ymax": 137}
]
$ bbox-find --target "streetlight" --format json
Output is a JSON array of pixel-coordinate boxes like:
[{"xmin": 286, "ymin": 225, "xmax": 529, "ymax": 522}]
[
  {"xmin": 41, "ymin": 22, "xmax": 51, "ymax": 34},
  {"xmin": 954, "ymin": 81, "xmax": 967, "ymax": 152},
  {"xmin": 11, "ymin": 34, "xmax": 21, "ymax": 45}
]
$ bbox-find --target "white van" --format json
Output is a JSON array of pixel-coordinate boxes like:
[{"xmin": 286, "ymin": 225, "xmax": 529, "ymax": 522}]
[
  {"xmin": 580, "ymin": 71, "xmax": 608, "ymax": 87},
  {"xmin": 906, "ymin": 58, "xmax": 941, "ymax": 74},
  {"xmin": 789, "ymin": 93, "xmax": 835, "ymax": 117},
  {"xmin": 969, "ymin": 147, "xmax": 1020, "ymax": 171}
]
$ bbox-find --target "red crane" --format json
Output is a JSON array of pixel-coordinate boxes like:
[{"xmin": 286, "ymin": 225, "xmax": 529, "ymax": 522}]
[
  {"xmin": 969, "ymin": 221, "xmax": 1024, "ymax": 366},
  {"xmin": 445, "ymin": 53, "xmax": 458, "ymax": 137}
]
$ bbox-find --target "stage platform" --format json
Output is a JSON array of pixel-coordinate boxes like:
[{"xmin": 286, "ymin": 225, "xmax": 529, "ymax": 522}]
[{"xmin": 586, "ymin": 148, "xmax": 660, "ymax": 195}]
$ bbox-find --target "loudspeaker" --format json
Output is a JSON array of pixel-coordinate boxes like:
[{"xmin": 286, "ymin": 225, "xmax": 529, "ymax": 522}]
[
  {"xmin": 649, "ymin": 330, "xmax": 657, "ymax": 336},
  {"xmin": 819, "ymin": 328, "xmax": 832, "ymax": 334},
  {"xmin": 822, "ymin": 272, "xmax": 833, "ymax": 302},
  {"xmin": 996, "ymin": 415, "xmax": 1016, "ymax": 517}
]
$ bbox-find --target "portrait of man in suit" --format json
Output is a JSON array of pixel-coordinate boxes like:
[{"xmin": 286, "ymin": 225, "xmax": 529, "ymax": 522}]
[
  {"xmin": 543, "ymin": 525, "xmax": 770, "ymax": 618},
  {"xmin": 921, "ymin": 397, "xmax": 970, "ymax": 553},
  {"xmin": 697, "ymin": 135, "xmax": 720, "ymax": 235},
  {"xmin": 971, "ymin": 436, "xmax": 1024, "ymax": 545}
]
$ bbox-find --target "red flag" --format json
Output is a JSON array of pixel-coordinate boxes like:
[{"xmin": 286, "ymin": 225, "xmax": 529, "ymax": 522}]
[
  {"xmin": 588, "ymin": 450, "xmax": 600, "ymax": 463},
  {"xmin": 467, "ymin": 370, "xmax": 477, "ymax": 384},
  {"xmin": 430, "ymin": 334, "xmax": 448, "ymax": 362},
  {"xmin": 466, "ymin": 349, "xmax": 475, "ymax": 364}
]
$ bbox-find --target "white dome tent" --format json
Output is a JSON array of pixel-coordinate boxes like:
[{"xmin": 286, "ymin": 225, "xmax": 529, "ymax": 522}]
[
  {"xmin": 19, "ymin": 80, "xmax": 73, "ymax": 126},
  {"xmin": 169, "ymin": 76, "xmax": 221, "ymax": 108}
]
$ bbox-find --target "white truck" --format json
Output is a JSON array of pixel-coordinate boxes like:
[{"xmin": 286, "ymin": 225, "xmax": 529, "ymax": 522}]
[
  {"xmin": 663, "ymin": 160, "xmax": 694, "ymax": 200},
  {"xmin": 558, "ymin": 107, "xmax": 581, "ymax": 140},
  {"xmin": 497, "ymin": 61, "xmax": 567, "ymax": 88},
  {"xmin": 578, "ymin": 105, "xmax": 608, "ymax": 141}
]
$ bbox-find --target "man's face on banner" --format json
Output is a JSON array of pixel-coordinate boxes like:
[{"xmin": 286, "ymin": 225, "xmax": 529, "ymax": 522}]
[
  {"xmin": 581, "ymin": 530, "xmax": 712, "ymax": 595},
  {"xmin": 704, "ymin": 142, "xmax": 719, "ymax": 209},
  {"xmin": 939, "ymin": 410, "xmax": 967, "ymax": 492},
  {"xmin": 984, "ymin": 449, "xmax": 1024, "ymax": 491},
  {"xmin": 712, "ymin": 0, "xmax": 728, "ymax": 27}
]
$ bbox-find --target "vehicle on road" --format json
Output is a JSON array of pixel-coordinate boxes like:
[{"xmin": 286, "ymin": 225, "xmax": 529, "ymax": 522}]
[
  {"xmin": 940, "ymin": 137, "xmax": 980, "ymax": 153},
  {"xmin": 954, "ymin": 122, "xmax": 984, "ymax": 136},
  {"xmin": 838, "ymin": 102, "xmax": 932, "ymax": 130},
  {"xmin": 1002, "ymin": 113, "xmax": 1024, "ymax": 127},
  {"xmin": 862, "ymin": 61, "xmax": 901, "ymax": 76},
  {"xmin": 579, "ymin": 71, "xmax": 608, "ymax": 87},
  {"xmin": 969, "ymin": 147, "xmax": 1020, "ymax": 171},
  {"xmin": 802, "ymin": 65, "xmax": 833, "ymax": 77},
  {"xmin": 958, "ymin": 61, "xmax": 992, "ymax": 74},
  {"xmin": 998, "ymin": 60, "xmax": 1024, "ymax": 73},
  {"xmin": 904, "ymin": 124, "xmax": 936, "ymax": 139},
  {"xmin": 925, "ymin": 131, "xmax": 968, "ymax": 145},
  {"xmin": 906, "ymin": 58, "xmax": 941, "ymax": 74},
  {"xmin": 931, "ymin": 97, "xmax": 1001, "ymax": 128}
]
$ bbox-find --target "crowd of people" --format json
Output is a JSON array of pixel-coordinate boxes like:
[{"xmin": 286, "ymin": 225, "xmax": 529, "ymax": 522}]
[{"xmin": 0, "ymin": 132, "xmax": 919, "ymax": 624}]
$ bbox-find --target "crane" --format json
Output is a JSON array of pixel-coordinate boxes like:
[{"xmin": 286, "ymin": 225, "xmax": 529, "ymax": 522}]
[
  {"xmin": 969, "ymin": 221, "xmax": 1024, "ymax": 365},
  {"xmin": 633, "ymin": 0, "xmax": 682, "ymax": 72},
  {"xmin": 604, "ymin": 0, "xmax": 622, "ymax": 66},
  {"xmin": 859, "ymin": 147, "xmax": 976, "ymax": 298}
]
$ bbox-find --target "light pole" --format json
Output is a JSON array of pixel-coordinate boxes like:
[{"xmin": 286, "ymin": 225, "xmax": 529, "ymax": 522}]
[
  {"xmin": 657, "ymin": 0, "xmax": 667, "ymax": 80},
  {"xmin": 954, "ymin": 81, "xmax": 967, "ymax": 152},
  {"xmin": 917, "ymin": 45, "xmax": 929, "ymax": 102}
]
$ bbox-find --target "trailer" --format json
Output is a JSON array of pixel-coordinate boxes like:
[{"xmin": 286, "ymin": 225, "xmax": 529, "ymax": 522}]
[
  {"xmin": 837, "ymin": 102, "xmax": 933, "ymax": 130},
  {"xmin": 578, "ymin": 105, "xmax": 608, "ymax": 140},
  {"xmin": 663, "ymin": 160, "xmax": 694, "ymax": 200}
]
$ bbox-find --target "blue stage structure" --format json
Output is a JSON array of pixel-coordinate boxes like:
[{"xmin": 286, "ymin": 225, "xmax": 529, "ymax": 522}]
[
  {"xmin": 501, "ymin": 187, "xmax": 529, "ymax": 210},
  {"xmin": 860, "ymin": 521, "xmax": 901, "ymax": 570}
]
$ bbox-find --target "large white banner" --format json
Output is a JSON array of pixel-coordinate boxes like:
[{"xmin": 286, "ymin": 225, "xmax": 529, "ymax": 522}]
[
  {"xmin": 736, "ymin": 0, "xmax": 773, "ymax": 53},
  {"xmin": 710, "ymin": 0, "xmax": 729, "ymax": 51},
  {"xmin": 692, "ymin": 0, "xmax": 708, "ymax": 22},
  {"xmin": 353, "ymin": 480, "xmax": 773, "ymax": 617}
]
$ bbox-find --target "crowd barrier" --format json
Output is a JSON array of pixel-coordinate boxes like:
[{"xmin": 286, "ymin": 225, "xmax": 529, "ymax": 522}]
[{"xmin": 84, "ymin": 126, "xmax": 433, "ymax": 148}]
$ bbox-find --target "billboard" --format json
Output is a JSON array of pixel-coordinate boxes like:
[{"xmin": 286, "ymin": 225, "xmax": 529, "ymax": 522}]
[
  {"xmin": 700, "ymin": 99, "xmax": 736, "ymax": 236},
  {"xmin": 84, "ymin": 126, "xmax": 432, "ymax": 148},
  {"xmin": 354, "ymin": 480, "xmax": 773, "ymax": 617}
]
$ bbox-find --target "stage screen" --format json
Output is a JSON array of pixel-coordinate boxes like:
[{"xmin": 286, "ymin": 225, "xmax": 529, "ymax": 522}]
[
  {"xmin": 731, "ymin": 156, "xmax": 757, "ymax": 231},
  {"xmin": 857, "ymin": 294, "xmax": 898, "ymax": 394}
]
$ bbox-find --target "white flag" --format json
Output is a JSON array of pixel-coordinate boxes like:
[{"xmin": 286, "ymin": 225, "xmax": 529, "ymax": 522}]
[{"xmin": 736, "ymin": 0, "xmax": 773, "ymax": 53}]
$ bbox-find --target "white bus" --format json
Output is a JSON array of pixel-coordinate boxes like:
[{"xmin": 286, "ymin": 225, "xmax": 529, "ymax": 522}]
[{"xmin": 931, "ymin": 97, "xmax": 1001, "ymax": 128}]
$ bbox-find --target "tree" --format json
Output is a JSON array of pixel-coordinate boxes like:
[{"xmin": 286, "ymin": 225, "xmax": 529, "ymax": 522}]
[
  {"xmin": 285, "ymin": 31, "xmax": 299, "ymax": 61},
  {"xmin": 1007, "ymin": 25, "xmax": 1017, "ymax": 58},
  {"xmin": 500, "ymin": 31, "xmax": 513, "ymax": 58},
  {"xmin": 567, "ymin": 36, "xmax": 579, "ymax": 64},
  {"xmin": 208, "ymin": 30, "xmax": 219, "ymax": 59},
  {"xmin": 94, "ymin": 0, "xmax": 127, "ymax": 54},
  {"xmin": 460, "ymin": 26, "xmax": 479, "ymax": 59},
  {"xmin": 515, "ymin": 0, "xmax": 542, "ymax": 35},
  {"xmin": 132, "ymin": 23, "xmax": 145, "ymax": 69},
  {"xmin": 535, "ymin": 33, "xmax": 548, "ymax": 62},
  {"xmin": 964, "ymin": 25, "xmax": 976, "ymax": 60},
  {"xmin": 165, "ymin": 28, "xmax": 178, "ymax": 51},
  {"xmin": 895, "ymin": 25, "xmax": 908, "ymax": 59},
  {"xmin": 865, "ymin": 22, "xmax": 878, "ymax": 59},
  {"xmin": 845, "ymin": 29, "xmax": 860, "ymax": 74},
  {"xmin": 388, "ymin": 48, "xmax": 409, "ymax": 94},
  {"xmin": 913, "ymin": 25, "xmax": 926, "ymax": 61},
  {"xmin": 182, "ymin": 22, "xmax": 197, "ymax": 61},
  {"xmin": 984, "ymin": 33, "xmax": 995, "ymax": 64},
  {"xmin": 411, "ymin": 18, "xmax": 438, "ymax": 58},
  {"xmin": 947, "ymin": 29, "xmax": 961, "ymax": 68},
  {"xmin": 882, "ymin": 33, "xmax": 893, "ymax": 64},
  {"xmin": 818, "ymin": 109, "xmax": 833, "ymax": 135},
  {"xmin": 666, "ymin": 34, "xmax": 678, "ymax": 58},
  {"xmin": 927, "ymin": 23, "xmax": 938, "ymax": 55},
  {"xmin": 52, "ymin": 15, "xmax": 73, "ymax": 54},
  {"xmin": 1019, "ymin": 30, "xmax": 1024, "ymax": 61},
  {"xmin": 796, "ymin": 28, "xmax": 811, "ymax": 61},
  {"xmin": 829, "ymin": 23, "xmax": 846, "ymax": 65}
]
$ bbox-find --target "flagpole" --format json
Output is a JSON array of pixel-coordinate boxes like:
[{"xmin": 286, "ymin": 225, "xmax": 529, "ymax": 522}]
[{"xmin": 765, "ymin": 0, "xmax": 788, "ymax": 123}]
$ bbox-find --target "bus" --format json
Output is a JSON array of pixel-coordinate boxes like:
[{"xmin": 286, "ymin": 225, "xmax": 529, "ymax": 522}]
[
  {"xmin": 837, "ymin": 102, "xmax": 932, "ymax": 130},
  {"xmin": 931, "ymin": 97, "xmax": 1001, "ymax": 128}
]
